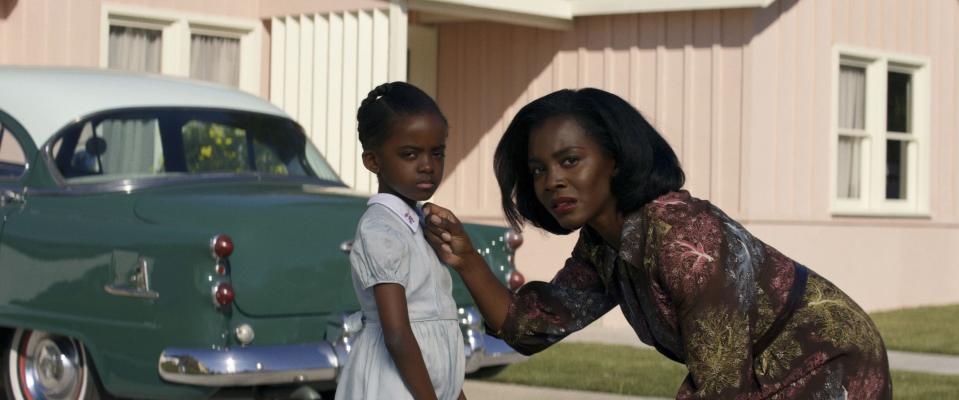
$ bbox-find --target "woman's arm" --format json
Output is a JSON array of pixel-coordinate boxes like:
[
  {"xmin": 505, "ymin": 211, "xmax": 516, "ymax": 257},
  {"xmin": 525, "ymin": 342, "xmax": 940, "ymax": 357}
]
[
  {"xmin": 374, "ymin": 283, "xmax": 438, "ymax": 400},
  {"xmin": 423, "ymin": 203, "xmax": 616, "ymax": 355},
  {"xmin": 422, "ymin": 203, "xmax": 513, "ymax": 331}
]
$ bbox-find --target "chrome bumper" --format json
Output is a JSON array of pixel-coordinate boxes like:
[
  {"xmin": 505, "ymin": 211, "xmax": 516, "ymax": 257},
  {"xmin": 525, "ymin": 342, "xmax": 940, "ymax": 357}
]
[
  {"xmin": 460, "ymin": 306, "xmax": 527, "ymax": 373},
  {"xmin": 158, "ymin": 342, "xmax": 339, "ymax": 386},
  {"xmin": 464, "ymin": 334, "xmax": 528, "ymax": 373},
  {"xmin": 158, "ymin": 307, "xmax": 525, "ymax": 387}
]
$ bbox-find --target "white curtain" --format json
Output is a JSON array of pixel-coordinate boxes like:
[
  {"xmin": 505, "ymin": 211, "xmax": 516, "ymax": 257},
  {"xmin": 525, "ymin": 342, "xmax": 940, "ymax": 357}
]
[
  {"xmin": 190, "ymin": 34, "xmax": 240, "ymax": 87},
  {"xmin": 97, "ymin": 120, "xmax": 163, "ymax": 176},
  {"xmin": 837, "ymin": 66, "xmax": 865, "ymax": 199},
  {"xmin": 108, "ymin": 26, "xmax": 162, "ymax": 73}
]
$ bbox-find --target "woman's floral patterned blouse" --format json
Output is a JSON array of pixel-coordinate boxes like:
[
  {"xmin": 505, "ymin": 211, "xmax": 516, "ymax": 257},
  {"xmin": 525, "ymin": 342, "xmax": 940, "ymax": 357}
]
[{"xmin": 493, "ymin": 191, "xmax": 891, "ymax": 399}]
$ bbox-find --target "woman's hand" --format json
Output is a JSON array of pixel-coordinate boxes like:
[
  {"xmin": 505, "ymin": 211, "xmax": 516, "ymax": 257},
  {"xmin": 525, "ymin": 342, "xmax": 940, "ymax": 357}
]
[
  {"xmin": 422, "ymin": 203, "xmax": 477, "ymax": 270},
  {"xmin": 422, "ymin": 202, "xmax": 513, "ymax": 331}
]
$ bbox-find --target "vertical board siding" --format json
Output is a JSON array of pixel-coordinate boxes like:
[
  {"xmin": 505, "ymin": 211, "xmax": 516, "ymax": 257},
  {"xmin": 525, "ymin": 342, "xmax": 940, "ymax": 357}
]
[
  {"xmin": 0, "ymin": 0, "xmax": 101, "ymax": 67},
  {"xmin": 268, "ymin": 6, "xmax": 395, "ymax": 194},
  {"xmin": 435, "ymin": 0, "xmax": 956, "ymax": 224},
  {"xmin": 435, "ymin": 11, "xmax": 749, "ymax": 220},
  {"xmin": 810, "ymin": 0, "xmax": 832, "ymax": 217}
]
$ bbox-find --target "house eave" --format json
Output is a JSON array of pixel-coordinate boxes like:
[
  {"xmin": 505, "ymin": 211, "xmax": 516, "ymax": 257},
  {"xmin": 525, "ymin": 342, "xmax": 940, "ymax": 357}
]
[
  {"xmin": 406, "ymin": 0, "xmax": 573, "ymax": 30},
  {"xmin": 570, "ymin": 0, "xmax": 776, "ymax": 16},
  {"xmin": 406, "ymin": 0, "xmax": 774, "ymax": 30}
]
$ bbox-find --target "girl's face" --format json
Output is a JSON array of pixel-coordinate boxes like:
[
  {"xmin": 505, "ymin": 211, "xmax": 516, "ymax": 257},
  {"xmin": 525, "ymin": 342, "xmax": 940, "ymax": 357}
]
[
  {"xmin": 527, "ymin": 116, "xmax": 618, "ymax": 231},
  {"xmin": 364, "ymin": 113, "xmax": 447, "ymax": 206}
]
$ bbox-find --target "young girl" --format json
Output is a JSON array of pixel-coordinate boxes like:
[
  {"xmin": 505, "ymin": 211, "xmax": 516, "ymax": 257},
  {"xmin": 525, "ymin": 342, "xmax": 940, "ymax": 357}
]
[{"xmin": 335, "ymin": 82, "xmax": 466, "ymax": 400}]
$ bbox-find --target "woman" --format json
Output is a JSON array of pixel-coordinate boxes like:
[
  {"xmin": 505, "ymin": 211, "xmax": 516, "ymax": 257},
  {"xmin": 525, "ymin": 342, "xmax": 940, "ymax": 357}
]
[{"xmin": 423, "ymin": 88, "xmax": 891, "ymax": 399}]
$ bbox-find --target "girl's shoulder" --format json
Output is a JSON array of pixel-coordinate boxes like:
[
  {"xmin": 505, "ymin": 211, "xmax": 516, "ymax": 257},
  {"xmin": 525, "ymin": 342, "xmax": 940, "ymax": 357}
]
[{"xmin": 358, "ymin": 204, "xmax": 411, "ymax": 234}]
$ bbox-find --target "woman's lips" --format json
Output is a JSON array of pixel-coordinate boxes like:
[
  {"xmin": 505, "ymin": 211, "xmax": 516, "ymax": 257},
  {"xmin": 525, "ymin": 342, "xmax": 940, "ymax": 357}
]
[{"xmin": 552, "ymin": 197, "xmax": 577, "ymax": 214}]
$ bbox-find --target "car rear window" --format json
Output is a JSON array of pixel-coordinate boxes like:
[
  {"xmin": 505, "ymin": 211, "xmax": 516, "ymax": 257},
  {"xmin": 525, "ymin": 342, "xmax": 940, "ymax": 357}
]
[{"xmin": 49, "ymin": 108, "xmax": 340, "ymax": 184}]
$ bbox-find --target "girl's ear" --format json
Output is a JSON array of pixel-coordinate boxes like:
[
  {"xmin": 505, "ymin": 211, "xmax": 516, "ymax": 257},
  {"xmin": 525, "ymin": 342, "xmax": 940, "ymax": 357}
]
[{"xmin": 362, "ymin": 151, "xmax": 379, "ymax": 174}]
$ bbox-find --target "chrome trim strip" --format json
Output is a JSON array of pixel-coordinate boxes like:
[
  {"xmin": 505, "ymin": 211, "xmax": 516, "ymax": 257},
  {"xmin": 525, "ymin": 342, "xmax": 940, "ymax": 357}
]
[
  {"xmin": 104, "ymin": 258, "xmax": 159, "ymax": 299},
  {"xmin": 102, "ymin": 285, "xmax": 159, "ymax": 299},
  {"xmin": 158, "ymin": 342, "xmax": 339, "ymax": 386},
  {"xmin": 26, "ymin": 174, "xmax": 346, "ymax": 196}
]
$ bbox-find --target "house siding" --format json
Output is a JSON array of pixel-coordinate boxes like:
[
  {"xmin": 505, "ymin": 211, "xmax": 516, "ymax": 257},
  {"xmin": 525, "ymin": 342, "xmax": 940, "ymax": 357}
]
[{"xmin": 434, "ymin": 0, "xmax": 959, "ymax": 311}]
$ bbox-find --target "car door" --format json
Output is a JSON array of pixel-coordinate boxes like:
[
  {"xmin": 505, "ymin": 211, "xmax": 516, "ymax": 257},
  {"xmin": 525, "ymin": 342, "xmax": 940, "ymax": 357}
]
[{"xmin": 0, "ymin": 115, "xmax": 28, "ymax": 245}]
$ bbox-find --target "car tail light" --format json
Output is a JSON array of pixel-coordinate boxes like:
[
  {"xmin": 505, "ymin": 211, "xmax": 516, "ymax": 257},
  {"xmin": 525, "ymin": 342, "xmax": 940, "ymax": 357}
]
[
  {"xmin": 212, "ymin": 282, "xmax": 235, "ymax": 306},
  {"xmin": 507, "ymin": 270, "xmax": 525, "ymax": 291},
  {"xmin": 210, "ymin": 234, "xmax": 234, "ymax": 259},
  {"xmin": 215, "ymin": 260, "xmax": 229, "ymax": 276},
  {"xmin": 505, "ymin": 229, "xmax": 523, "ymax": 250}
]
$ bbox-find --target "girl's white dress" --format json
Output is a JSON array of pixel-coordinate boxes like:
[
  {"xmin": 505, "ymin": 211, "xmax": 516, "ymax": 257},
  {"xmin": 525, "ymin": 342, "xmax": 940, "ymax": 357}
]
[{"xmin": 334, "ymin": 193, "xmax": 465, "ymax": 400}]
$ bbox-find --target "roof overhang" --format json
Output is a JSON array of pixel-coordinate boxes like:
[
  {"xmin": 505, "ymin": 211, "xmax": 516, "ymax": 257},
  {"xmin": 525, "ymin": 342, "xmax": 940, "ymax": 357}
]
[
  {"xmin": 407, "ymin": 0, "xmax": 776, "ymax": 30},
  {"xmin": 407, "ymin": 0, "xmax": 574, "ymax": 30},
  {"xmin": 569, "ymin": 0, "xmax": 777, "ymax": 16}
]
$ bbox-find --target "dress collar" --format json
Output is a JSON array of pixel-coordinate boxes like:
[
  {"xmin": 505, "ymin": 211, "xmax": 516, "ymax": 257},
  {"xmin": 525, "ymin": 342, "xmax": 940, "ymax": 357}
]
[{"xmin": 367, "ymin": 193, "xmax": 422, "ymax": 233}]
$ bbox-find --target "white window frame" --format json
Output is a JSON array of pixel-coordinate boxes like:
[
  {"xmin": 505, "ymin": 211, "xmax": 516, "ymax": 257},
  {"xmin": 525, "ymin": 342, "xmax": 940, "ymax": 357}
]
[
  {"xmin": 100, "ymin": 3, "xmax": 262, "ymax": 93},
  {"xmin": 830, "ymin": 45, "xmax": 931, "ymax": 217}
]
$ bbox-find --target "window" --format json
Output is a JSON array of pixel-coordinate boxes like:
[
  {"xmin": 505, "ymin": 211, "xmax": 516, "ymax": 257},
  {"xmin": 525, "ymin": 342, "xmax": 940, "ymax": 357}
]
[
  {"xmin": 108, "ymin": 25, "xmax": 162, "ymax": 73},
  {"xmin": 50, "ymin": 108, "xmax": 339, "ymax": 184},
  {"xmin": 100, "ymin": 4, "xmax": 261, "ymax": 92},
  {"xmin": 0, "ymin": 124, "xmax": 26, "ymax": 179},
  {"xmin": 833, "ymin": 46, "xmax": 930, "ymax": 216},
  {"xmin": 189, "ymin": 33, "xmax": 240, "ymax": 87}
]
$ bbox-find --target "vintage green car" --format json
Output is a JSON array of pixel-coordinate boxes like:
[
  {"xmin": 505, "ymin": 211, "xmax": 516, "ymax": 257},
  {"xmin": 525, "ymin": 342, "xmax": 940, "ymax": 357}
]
[{"xmin": 0, "ymin": 68, "xmax": 525, "ymax": 399}]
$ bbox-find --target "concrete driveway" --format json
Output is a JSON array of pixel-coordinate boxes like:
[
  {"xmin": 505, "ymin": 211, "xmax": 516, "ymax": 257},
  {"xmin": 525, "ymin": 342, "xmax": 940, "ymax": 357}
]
[{"xmin": 463, "ymin": 380, "xmax": 668, "ymax": 400}]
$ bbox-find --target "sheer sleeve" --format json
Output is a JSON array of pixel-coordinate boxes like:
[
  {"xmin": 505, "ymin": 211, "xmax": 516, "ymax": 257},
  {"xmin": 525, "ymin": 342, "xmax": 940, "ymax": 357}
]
[
  {"xmin": 492, "ymin": 254, "xmax": 616, "ymax": 356},
  {"xmin": 351, "ymin": 218, "xmax": 411, "ymax": 289}
]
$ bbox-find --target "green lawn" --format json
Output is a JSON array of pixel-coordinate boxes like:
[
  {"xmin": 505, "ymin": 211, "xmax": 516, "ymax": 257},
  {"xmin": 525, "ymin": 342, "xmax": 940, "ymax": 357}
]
[
  {"xmin": 870, "ymin": 304, "xmax": 959, "ymax": 355},
  {"xmin": 485, "ymin": 343, "xmax": 686, "ymax": 398},
  {"xmin": 479, "ymin": 343, "xmax": 959, "ymax": 399}
]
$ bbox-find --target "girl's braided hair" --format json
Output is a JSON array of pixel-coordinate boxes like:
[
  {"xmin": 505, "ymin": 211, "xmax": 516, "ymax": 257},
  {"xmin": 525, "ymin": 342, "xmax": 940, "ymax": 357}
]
[{"xmin": 357, "ymin": 82, "xmax": 448, "ymax": 151}]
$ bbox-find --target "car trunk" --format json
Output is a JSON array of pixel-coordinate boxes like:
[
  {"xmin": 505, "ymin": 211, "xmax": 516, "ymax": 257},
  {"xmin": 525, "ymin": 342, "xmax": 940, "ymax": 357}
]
[{"xmin": 134, "ymin": 181, "xmax": 370, "ymax": 317}]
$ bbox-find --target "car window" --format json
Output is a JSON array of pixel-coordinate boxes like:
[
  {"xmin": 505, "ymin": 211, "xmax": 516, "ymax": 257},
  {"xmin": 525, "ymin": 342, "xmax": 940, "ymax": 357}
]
[
  {"xmin": 0, "ymin": 124, "xmax": 27, "ymax": 179},
  {"xmin": 50, "ymin": 108, "xmax": 340, "ymax": 184},
  {"xmin": 181, "ymin": 120, "xmax": 305, "ymax": 176}
]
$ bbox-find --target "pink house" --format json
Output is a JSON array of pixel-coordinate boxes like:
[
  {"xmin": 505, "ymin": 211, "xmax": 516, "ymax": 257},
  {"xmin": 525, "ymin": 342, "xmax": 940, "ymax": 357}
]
[{"xmin": 2, "ymin": 0, "xmax": 957, "ymax": 321}]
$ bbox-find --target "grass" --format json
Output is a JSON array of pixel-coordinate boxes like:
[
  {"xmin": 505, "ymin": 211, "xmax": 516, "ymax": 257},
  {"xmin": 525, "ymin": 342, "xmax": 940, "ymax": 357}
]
[
  {"xmin": 870, "ymin": 304, "xmax": 959, "ymax": 355},
  {"xmin": 477, "ymin": 343, "xmax": 959, "ymax": 399},
  {"xmin": 484, "ymin": 343, "xmax": 686, "ymax": 398},
  {"xmin": 892, "ymin": 371, "xmax": 959, "ymax": 399}
]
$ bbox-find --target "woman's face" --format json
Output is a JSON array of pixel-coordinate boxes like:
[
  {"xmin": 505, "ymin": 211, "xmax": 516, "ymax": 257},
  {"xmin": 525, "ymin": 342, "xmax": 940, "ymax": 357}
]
[{"xmin": 527, "ymin": 116, "xmax": 618, "ymax": 231}]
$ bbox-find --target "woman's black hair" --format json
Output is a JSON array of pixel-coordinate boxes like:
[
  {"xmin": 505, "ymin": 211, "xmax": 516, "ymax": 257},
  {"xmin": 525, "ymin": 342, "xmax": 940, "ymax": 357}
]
[
  {"xmin": 357, "ymin": 81, "xmax": 448, "ymax": 150},
  {"xmin": 494, "ymin": 88, "xmax": 685, "ymax": 235}
]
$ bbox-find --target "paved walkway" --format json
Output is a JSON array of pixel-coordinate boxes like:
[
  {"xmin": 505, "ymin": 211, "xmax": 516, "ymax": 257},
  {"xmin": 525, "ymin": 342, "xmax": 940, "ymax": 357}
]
[
  {"xmin": 887, "ymin": 350, "xmax": 959, "ymax": 375},
  {"xmin": 463, "ymin": 380, "xmax": 668, "ymax": 400}
]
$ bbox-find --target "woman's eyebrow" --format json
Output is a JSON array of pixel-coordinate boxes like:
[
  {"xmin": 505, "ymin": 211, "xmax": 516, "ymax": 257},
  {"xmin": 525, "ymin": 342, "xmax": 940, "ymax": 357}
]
[{"xmin": 551, "ymin": 146, "xmax": 583, "ymax": 158}]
